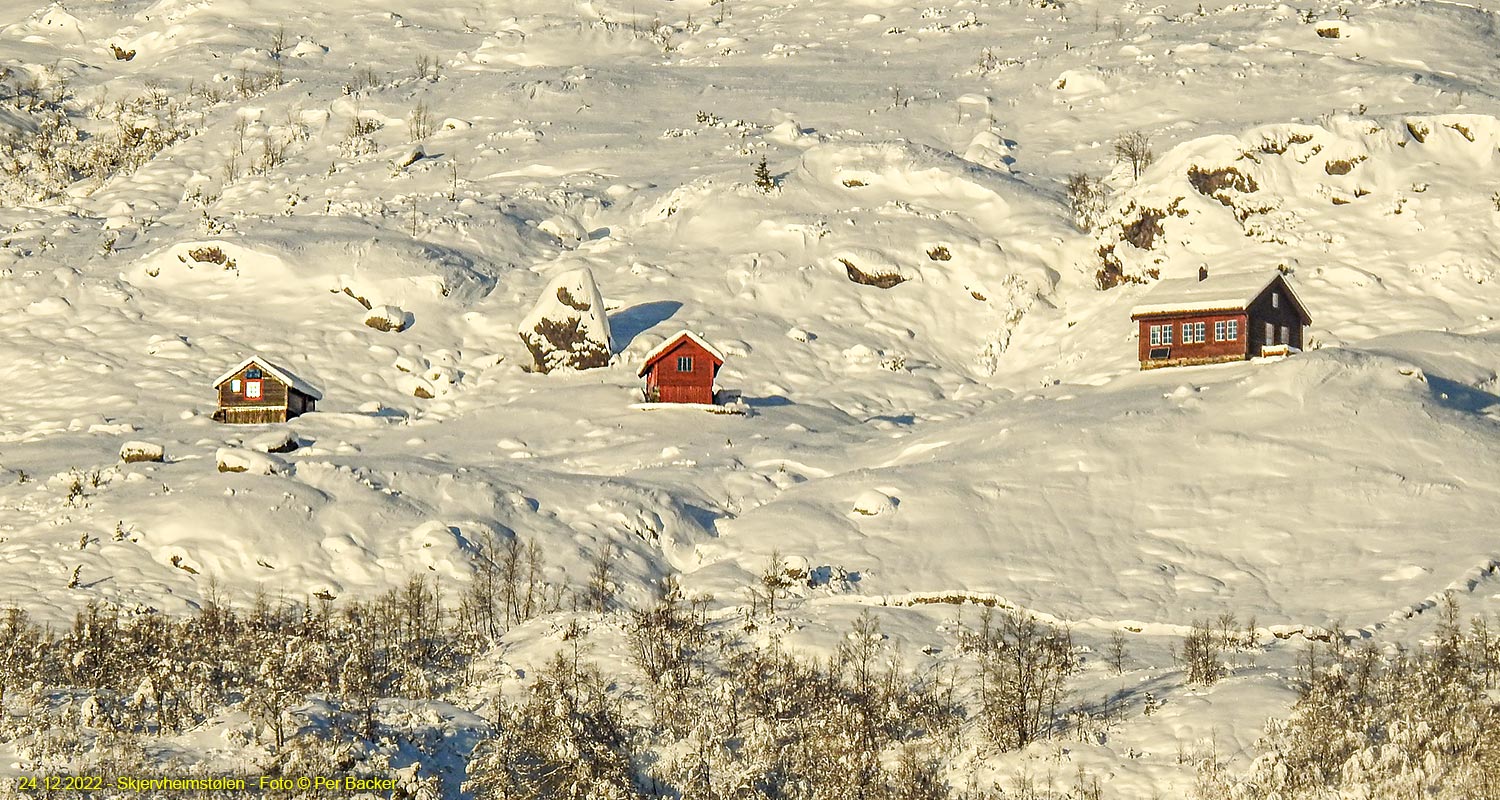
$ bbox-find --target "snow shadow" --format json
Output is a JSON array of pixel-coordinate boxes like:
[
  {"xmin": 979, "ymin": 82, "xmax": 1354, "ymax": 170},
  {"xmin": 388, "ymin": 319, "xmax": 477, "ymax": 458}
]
[
  {"xmin": 682, "ymin": 503, "xmax": 726, "ymax": 538},
  {"xmin": 1425, "ymin": 374, "xmax": 1500, "ymax": 414},
  {"xmin": 741, "ymin": 394, "xmax": 793, "ymax": 408},
  {"xmin": 609, "ymin": 301, "xmax": 683, "ymax": 353}
]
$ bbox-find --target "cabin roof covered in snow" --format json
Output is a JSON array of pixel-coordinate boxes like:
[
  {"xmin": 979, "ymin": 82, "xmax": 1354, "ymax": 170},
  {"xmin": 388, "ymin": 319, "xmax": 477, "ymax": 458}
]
[
  {"xmin": 213, "ymin": 355, "xmax": 324, "ymax": 400},
  {"xmin": 1129, "ymin": 271, "xmax": 1308, "ymax": 319},
  {"xmin": 637, "ymin": 330, "xmax": 725, "ymax": 376}
]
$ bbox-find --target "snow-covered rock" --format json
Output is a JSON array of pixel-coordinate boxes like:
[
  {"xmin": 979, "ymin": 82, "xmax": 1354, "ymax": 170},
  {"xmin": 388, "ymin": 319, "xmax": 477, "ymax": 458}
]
[
  {"xmin": 517, "ymin": 267, "xmax": 613, "ymax": 372},
  {"xmin": 247, "ymin": 429, "xmax": 299, "ymax": 454},
  {"xmin": 851, "ymin": 489, "xmax": 898, "ymax": 516},
  {"xmin": 215, "ymin": 448, "xmax": 288, "ymax": 475},
  {"xmin": 119, "ymin": 441, "xmax": 165, "ymax": 463},
  {"xmin": 364, "ymin": 304, "xmax": 410, "ymax": 332}
]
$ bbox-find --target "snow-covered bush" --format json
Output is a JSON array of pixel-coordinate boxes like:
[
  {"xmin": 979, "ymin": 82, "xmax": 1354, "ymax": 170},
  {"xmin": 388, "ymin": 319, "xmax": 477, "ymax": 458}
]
[{"xmin": 1225, "ymin": 596, "xmax": 1500, "ymax": 799}]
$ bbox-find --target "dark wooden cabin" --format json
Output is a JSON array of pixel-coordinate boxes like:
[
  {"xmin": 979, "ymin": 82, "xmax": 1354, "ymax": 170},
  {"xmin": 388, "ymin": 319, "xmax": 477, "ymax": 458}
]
[
  {"xmin": 212, "ymin": 355, "xmax": 322, "ymax": 424},
  {"xmin": 637, "ymin": 331, "xmax": 724, "ymax": 404},
  {"xmin": 1130, "ymin": 270, "xmax": 1311, "ymax": 370}
]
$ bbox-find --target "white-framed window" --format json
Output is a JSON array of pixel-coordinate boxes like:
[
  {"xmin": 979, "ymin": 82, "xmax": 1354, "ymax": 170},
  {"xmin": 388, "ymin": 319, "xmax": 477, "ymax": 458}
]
[
  {"xmin": 1226, "ymin": 320, "xmax": 1238, "ymax": 340},
  {"xmin": 1195, "ymin": 322, "xmax": 1206, "ymax": 342},
  {"xmin": 676, "ymin": 356, "xmax": 693, "ymax": 372},
  {"xmin": 1272, "ymin": 291, "xmax": 1280, "ymax": 308},
  {"xmin": 1150, "ymin": 324, "xmax": 1173, "ymax": 346},
  {"xmin": 246, "ymin": 379, "xmax": 262, "ymax": 400},
  {"xmin": 1281, "ymin": 325, "xmax": 1290, "ymax": 344},
  {"xmin": 1181, "ymin": 322, "xmax": 1205, "ymax": 343},
  {"xmin": 1214, "ymin": 321, "xmax": 1225, "ymax": 341},
  {"xmin": 1150, "ymin": 325, "xmax": 1161, "ymax": 346},
  {"xmin": 231, "ymin": 379, "xmax": 241, "ymax": 392},
  {"xmin": 1162, "ymin": 324, "xmax": 1173, "ymax": 345}
]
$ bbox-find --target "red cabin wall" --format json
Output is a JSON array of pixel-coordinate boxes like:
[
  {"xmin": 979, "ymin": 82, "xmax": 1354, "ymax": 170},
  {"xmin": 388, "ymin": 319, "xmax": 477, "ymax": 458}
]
[
  {"xmin": 1135, "ymin": 312, "xmax": 1250, "ymax": 367},
  {"xmin": 644, "ymin": 340, "xmax": 720, "ymax": 404}
]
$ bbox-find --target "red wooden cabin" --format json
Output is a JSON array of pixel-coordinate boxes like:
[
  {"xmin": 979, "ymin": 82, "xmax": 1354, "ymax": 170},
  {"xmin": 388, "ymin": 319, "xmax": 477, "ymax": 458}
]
[
  {"xmin": 212, "ymin": 355, "xmax": 322, "ymax": 424},
  {"xmin": 638, "ymin": 330, "xmax": 724, "ymax": 404},
  {"xmin": 1130, "ymin": 269, "xmax": 1311, "ymax": 370}
]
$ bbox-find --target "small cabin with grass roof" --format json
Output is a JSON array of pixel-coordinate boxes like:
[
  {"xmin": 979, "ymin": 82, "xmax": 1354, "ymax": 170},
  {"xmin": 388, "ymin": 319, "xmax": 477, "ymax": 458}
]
[
  {"xmin": 638, "ymin": 331, "xmax": 724, "ymax": 404},
  {"xmin": 1130, "ymin": 269, "xmax": 1311, "ymax": 370},
  {"xmin": 212, "ymin": 355, "xmax": 322, "ymax": 424}
]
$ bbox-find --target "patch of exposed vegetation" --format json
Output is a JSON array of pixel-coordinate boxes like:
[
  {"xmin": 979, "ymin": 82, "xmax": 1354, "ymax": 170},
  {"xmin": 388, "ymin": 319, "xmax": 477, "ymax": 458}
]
[
  {"xmin": 841, "ymin": 258, "xmax": 906, "ymax": 289},
  {"xmin": 181, "ymin": 246, "xmax": 236, "ymax": 269},
  {"xmin": 364, "ymin": 314, "xmax": 407, "ymax": 333},
  {"xmin": 1259, "ymin": 131, "xmax": 1314, "ymax": 155},
  {"xmin": 1188, "ymin": 165, "xmax": 1259, "ymax": 206},
  {"xmin": 524, "ymin": 317, "xmax": 612, "ymax": 372},
  {"xmin": 556, "ymin": 287, "xmax": 592, "ymax": 312},
  {"xmin": 341, "ymin": 286, "xmax": 373, "ymax": 310},
  {"xmin": 1407, "ymin": 120, "xmax": 1430, "ymax": 143},
  {"xmin": 1316, "ymin": 26, "xmax": 1340, "ymax": 38},
  {"xmin": 1121, "ymin": 202, "xmax": 1182, "ymax": 250},
  {"xmin": 926, "ymin": 245, "xmax": 951, "ymax": 261},
  {"xmin": 1447, "ymin": 122, "xmax": 1475, "ymax": 142},
  {"xmin": 1324, "ymin": 155, "xmax": 1367, "ymax": 175}
]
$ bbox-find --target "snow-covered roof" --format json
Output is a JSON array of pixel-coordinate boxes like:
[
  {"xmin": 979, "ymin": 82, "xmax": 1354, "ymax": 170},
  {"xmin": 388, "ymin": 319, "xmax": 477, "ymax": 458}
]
[
  {"xmin": 213, "ymin": 355, "xmax": 324, "ymax": 400},
  {"xmin": 637, "ymin": 330, "xmax": 725, "ymax": 376},
  {"xmin": 1129, "ymin": 271, "xmax": 1307, "ymax": 319}
]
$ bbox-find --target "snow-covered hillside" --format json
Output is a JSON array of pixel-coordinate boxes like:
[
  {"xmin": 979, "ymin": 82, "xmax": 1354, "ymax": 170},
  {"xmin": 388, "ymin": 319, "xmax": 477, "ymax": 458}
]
[{"xmin": 1, "ymin": 0, "xmax": 1499, "ymax": 795}]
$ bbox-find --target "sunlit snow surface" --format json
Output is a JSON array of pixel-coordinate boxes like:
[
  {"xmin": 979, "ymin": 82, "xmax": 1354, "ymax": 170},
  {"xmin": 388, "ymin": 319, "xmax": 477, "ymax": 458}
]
[{"xmin": 1, "ymin": 0, "xmax": 1499, "ymax": 792}]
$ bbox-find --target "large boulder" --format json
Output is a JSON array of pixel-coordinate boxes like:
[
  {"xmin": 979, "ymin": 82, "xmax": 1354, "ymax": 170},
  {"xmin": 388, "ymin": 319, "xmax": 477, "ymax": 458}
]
[{"xmin": 518, "ymin": 267, "xmax": 613, "ymax": 372}]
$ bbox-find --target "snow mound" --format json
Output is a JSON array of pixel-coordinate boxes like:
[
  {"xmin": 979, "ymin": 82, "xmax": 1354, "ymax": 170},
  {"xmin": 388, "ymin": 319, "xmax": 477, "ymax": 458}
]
[
  {"xmin": 851, "ymin": 489, "xmax": 898, "ymax": 517},
  {"xmin": 364, "ymin": 304, "xmax": 411, "ymax": 333},
  {"xmin": 518, "ymin": 266, "xmax": 613, "ymax": 373},
  {"xmin": 215, "ymin": 448, "xmax": 288, "ymax": 475},
  {"xmin": 246, "ymin": 429, "xmax": 299, "ymax": 454}
]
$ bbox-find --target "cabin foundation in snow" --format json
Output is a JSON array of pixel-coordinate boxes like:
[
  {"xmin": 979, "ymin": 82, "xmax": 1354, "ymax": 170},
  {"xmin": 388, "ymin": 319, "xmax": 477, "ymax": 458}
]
[
  {"xmin": 212, "ymin": 356, "xmax": 323, "ymax": 424},
  {"xmin": 638, "ymin": 331, "xmax": 725, "ymax": 404},
  {"xmin": 1130, "ymin": 270, "xmax": 1311, "ymax": 370}
]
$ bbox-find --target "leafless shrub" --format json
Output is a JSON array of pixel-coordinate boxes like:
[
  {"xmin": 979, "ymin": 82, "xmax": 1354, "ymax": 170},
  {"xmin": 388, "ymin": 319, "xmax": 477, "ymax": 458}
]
[
  {"xmin": 963, "ymin": 607, "xmax": 1078, "ymax": 749},
  {"xmin": 1181, "ymin": 619, "xmax": 1224, "ymax": 685},
  {"xmin": 413, "ymin": 54, "xmax": 437, "ymax": 81},
  {"xmin": 1066, "ymin": 172, "xmax": 1108, "ymax": 231},
  {"xmin": 1113, "ymin": 130, "xmax": 1154, "ymax": 179},
  {"xmin": 407, "ymin": 101, "xmax": 434, "ymax": 142}
]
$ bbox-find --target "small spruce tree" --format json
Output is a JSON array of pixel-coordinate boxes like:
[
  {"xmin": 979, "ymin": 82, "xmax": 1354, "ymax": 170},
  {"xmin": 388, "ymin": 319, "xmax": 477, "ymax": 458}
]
[{"xmin": 754, "ymin": 156, "xmax": 775, "ymax": 193}]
